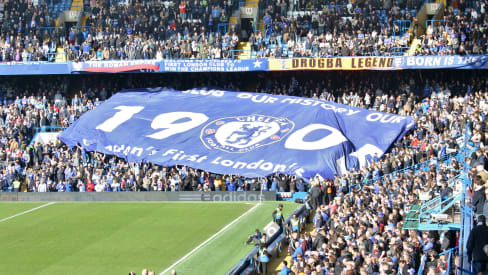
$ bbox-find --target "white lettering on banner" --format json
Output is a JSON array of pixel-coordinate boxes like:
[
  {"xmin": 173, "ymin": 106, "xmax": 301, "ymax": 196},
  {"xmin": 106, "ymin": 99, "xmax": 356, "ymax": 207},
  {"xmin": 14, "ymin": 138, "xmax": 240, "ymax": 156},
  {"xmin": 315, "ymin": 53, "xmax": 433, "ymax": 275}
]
[
  {"xmin": 96, "ymin": 106, "xmax": 144, "ymax": 132},
  {"xmin": 366, "ymin": 113, "xmax": 405, "ymax": 123},
  {"xmin": 211, "ymin": 157, "xmax": 304, "ymax": 176},
  {"xmin": 182, "ymin": 89, "xmax": 225, "ymax": 97},
  {"xmin": 237, "ymin": 93, "xmax": 279, "ymax": 104},
  {"xmin": 335, "ymin": 144, "xmax": 384, "ymax": 176},
  {"xmin": 95, "ymin": 108, "xmax": 406, "ymax": 177},
  {"xmin": 456, "ymin": 55, "xmax": 479, "ymax": 64},
  {"xmin": 109, "ymin": 147, "xmax": 306, "ymax": 176},
  {"xmin": 97, "ymin": 107, "xmax": 373, "ymax": 152},
  {"xmin": 82, "ymin": 138, "xmax": 94, "ymax": 146},
  {"xmin": 278, "ymin": 97, "xmax": 360, "ymax": 116},
  {"xmin": 443, "ymin": 56, "xmax": 454, "ymax": 66},
  {"xmin": 146, "ymin": 112, "xmax": 209, "ymax": 139},
  {"xmin": 284, "ymin": 124, "xmax": 347, "ymax": 150},
  {"xmin": 84, "ymin": 60, "xmax": 157, "ymax": 68},
  {"xmin": 131, "ymin": 147, "xmax": 143, "ymax": 156},
  {"xmin": 406, "ymin": 56, "xmax": 444, "ymax": 67},
  {"xmin": 162, "ymin": 149, "xmax": 208, "ymax": 162},
  {"xmin": 405, "ymin": 56, "xmax": 481, "ymax": 67},
  {"xmin": 349, "ymin": 144, "xmax": 383, "ymax": 168}
]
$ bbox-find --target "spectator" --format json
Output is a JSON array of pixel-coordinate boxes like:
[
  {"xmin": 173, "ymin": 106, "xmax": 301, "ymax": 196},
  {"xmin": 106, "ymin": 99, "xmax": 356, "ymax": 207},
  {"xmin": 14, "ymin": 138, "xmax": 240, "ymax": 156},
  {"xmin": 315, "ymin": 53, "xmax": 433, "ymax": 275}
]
[
  {"xmin": 467, "ymin": 215, "xmax": 488, "ymax": 275},
  {"xmin": 244, "ymin": 228, "xmax": 262, "ymax": 245}
]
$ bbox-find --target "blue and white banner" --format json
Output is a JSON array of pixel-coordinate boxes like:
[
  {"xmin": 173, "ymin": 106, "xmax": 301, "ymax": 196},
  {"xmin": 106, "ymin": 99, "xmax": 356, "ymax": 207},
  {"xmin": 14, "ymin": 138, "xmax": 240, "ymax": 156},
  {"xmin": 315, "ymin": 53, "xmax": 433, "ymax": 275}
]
[
  {"xmin": 0, "ymin": 56, "xmax": 488, "ymax": 76},
  {"xmin": 394, "ymin": 55, "xmax": 488, "ymax": 69},
  {"xmin": 59, "ymin": 88, "xmax": 415, "ymax": 178},
  {"xmin": 159, "ymin": 59, "xmax": 268, "ymax": 72}
]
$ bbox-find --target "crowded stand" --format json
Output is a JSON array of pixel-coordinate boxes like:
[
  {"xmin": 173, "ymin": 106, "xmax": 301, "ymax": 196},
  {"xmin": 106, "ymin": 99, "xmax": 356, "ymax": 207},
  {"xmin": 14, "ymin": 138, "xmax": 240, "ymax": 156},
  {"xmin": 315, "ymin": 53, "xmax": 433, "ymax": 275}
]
[
  {"xmin": 0, "ymin": 70, "xmax": 482, "ymax": 194},
  {"xmin": 414, "ymin": 3, "xmax": 488, "ymax": 55},
  {"xmin": 0, "ymin": 2, "xmax": 486, "ymax": 275},
  {"xmin": 0, "ymin": 0, "xmax": 240, "ymax": 62},
  {"xmin": 0, "ymin": 0, "xmax": 57, "ymax": 61},
  {"xmin": 251, "ymin": 0, "xmax": 423, "ymax": 57},
  {"xmin": 0, "ymin": 70, "xmax": 484, "ymax": 274},
  {"xmin": 251, "ymin": 0, "xmax": 488, "ymax": 57},
  {"xmin": 0, "ymin": 0, "xmax": 486, "ymax": 61},
  {"xmin": 64, "ymin": 0, "xmax": 240, "ymax": 60}
]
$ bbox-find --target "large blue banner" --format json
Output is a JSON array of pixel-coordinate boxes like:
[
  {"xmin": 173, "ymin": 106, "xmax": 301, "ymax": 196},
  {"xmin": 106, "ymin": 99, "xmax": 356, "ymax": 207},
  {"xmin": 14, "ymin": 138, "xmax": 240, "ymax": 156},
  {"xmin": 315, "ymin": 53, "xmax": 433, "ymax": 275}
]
[
  {"xmin": 159, "ymin": 59, "xmax": 268, "ymax": 72},
  {"xmin": 59, "ymin": 88, "xmax": 415, "ymax": 179}
]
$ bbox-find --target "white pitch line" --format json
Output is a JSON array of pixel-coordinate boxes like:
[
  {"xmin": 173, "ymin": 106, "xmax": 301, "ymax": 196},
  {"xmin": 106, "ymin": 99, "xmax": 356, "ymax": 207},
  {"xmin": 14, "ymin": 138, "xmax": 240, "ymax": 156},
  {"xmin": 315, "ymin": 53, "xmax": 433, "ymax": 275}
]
[
  {"xmin": 0, "ymin": 202, "xmax": 56, "ymax": 223},
  {"xmin": 159, "ymin": 203, "xmax": 261, "ymax": 275}
]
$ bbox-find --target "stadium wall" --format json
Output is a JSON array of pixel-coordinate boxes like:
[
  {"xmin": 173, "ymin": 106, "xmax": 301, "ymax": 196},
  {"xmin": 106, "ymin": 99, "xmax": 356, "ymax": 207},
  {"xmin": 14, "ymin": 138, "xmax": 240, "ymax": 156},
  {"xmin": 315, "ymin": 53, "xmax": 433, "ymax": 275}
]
[{"xmin": 0, "ymin": 191, "xmax": 276, "ymax": 202}]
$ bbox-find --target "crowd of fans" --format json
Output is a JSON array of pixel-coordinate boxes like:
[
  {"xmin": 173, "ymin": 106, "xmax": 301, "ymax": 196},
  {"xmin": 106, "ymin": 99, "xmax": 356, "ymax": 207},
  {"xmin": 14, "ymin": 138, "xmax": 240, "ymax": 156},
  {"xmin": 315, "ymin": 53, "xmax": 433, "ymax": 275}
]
[
  {"xmin": 64, "ymin": 0, "xmax": 240, "ymax": 60},
  {"xmin": 252, "ymin": 0, "xmax": 421, "ymax": 57},
  {"xmin": 0, "ymin": 70, "xmax": 484, "ymax": 195},
  {"xmin": 252, "ymin": 0, "xmax": 488, "ymax": 57},
  {"xmin": 254, "ymin": 70, "xmax": 488, "ymax": 274},
  {"xmin": 0, "ymin": 0, "xmax": 240, "ymax": 62},
  {"xmin": 0, "ymin": 0, "xmax": 57, "ymax": 61},
  {"xmin": 414, "ymin": 2, "xmax": 488, "ymax": 56},
  {"xmin": 0, "ymin": 0, "xmax": 486, "ymax": 61},
  {"xmin": 0, "ymin": 69, "xmax": 486, "ymax": 274},
  {"xmin": 266, "ymin": 75, "xmax": 488, "ymax": 274}
]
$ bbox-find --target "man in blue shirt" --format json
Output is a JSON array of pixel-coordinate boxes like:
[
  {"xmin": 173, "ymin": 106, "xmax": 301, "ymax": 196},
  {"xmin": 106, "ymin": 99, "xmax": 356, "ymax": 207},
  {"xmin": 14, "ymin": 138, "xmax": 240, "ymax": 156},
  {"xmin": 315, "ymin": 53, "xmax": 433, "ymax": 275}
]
[
  {"xmin": 244, "ymin": 229, "xmax": 262, "ymax": 245},
  {"xmin": 291, "ymin": 241, "xmax": 304, "ymax": 261},
  {"xmin": 279, "ymin": 261, "xmax": 291, "ymax": 275},
  {"xmin": 56, "ymin": 182, "xmax": 66, "ymax": 192}
]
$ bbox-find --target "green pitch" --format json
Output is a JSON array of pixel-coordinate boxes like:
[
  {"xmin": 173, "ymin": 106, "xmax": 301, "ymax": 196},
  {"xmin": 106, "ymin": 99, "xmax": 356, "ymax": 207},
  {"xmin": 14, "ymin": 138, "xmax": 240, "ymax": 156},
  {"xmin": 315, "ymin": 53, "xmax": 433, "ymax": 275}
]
[{"xmin": 0, "ymin": 201, "xmax": 295, "ymax": 275}]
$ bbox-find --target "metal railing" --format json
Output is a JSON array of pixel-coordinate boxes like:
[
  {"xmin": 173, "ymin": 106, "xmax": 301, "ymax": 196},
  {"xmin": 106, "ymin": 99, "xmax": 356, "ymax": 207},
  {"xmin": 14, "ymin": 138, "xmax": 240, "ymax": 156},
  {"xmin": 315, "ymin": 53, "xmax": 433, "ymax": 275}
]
[
  {"xmin": 390, "ymin": 46, "xmax": 410, "ymax": 56},
  {"xmin": 440, "ymin": 246, "xmax": 458, "ymax": 275},
  {"xmin": 46, "ymin": 52, "xmax": 68, "ymax": 62},
  {"xmin": 217, "ymin": 23, "xmax": 237, "ymax": 35},
  {"xmin": 254, "ymin": 23, "xmax": 273, "ymax": 37},
  {"xmin": 71, "ymin": 26, "xmax": 92, "ymax": 32},
  {"xmin": 417, "ymin": 255, "xmax": 427, "ymax": 275},
  {"xmin": 231, "ymin": 49, "xmax": 251, "ymax": 59},
  {"xmin": 393, "ymin": 20, "xmax": 412, "ymax": 36},
  {"xmin": 426, "ymin": 19, "xmax": 448, "ymax": 29},
  {"xmin": 39, "ymin": 27, "xmax": 63, "ymax": 37}
]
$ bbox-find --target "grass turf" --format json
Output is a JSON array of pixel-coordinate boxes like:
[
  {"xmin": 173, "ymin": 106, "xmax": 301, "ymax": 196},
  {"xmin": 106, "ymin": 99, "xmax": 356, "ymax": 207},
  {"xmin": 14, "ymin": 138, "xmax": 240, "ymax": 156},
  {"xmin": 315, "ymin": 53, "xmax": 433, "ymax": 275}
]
[
  {"xmin": 165, "ymin": 201, "xmax": 295, "ymax": 275},
  {"xmin": 0, "ymin": 202, "xmax": 46, "ymax": 220},
  {"xmin": 0, "ymin": 201, "xmax": 296, "ymax": 275}
]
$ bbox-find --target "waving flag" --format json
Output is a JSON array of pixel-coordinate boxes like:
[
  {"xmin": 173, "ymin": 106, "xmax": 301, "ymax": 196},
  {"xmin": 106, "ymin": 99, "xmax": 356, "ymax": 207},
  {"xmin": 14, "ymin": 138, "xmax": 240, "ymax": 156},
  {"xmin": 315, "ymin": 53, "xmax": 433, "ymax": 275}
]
[{"xmin": 59, "ymin": 88, "xmax": 415, "ymax": 178}]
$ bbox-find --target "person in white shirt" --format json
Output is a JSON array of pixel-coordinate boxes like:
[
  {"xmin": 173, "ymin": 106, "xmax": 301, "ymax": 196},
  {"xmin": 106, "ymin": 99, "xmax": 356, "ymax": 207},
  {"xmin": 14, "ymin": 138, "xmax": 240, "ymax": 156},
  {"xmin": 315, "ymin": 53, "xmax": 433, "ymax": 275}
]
[
  {"xmin": 38, "ymin": 181, "xmax": 47, "ymax": 192},
  {"xmin": 95, "ymin": 182, "xmax": 105, "ymax": 192}
]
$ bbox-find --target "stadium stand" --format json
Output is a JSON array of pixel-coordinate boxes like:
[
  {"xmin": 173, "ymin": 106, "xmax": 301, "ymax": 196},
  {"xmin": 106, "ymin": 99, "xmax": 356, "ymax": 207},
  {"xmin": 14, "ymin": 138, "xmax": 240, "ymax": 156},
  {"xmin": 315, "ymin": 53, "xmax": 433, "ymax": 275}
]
[
  {"xmin": 0, "ymin": 0, "xmax": 487, "ymax": 274},
  {"xmin": 0, "ymin": 0, "xmax": 485, "ymax": 60},
  {"xmin": 414, "ymin": 3, "xmax": 488, "ymax": 55},
  {"xmin": 0, "ymin": 71, "xmax": 482, "ymax": 194},
  {"xmin": 1, "ymin": 70, "xmax": 483, "ymax": 273},
  {"xmin": 249, "ymin": 0, "xmax": 422, "ymax": 57}
]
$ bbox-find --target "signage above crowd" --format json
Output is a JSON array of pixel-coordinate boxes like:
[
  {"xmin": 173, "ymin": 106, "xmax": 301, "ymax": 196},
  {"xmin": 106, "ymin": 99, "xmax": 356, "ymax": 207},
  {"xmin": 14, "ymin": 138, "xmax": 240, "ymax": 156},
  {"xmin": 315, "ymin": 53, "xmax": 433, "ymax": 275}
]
[{"xmin": 0, "ymin": 55, "xmax": 487, "ymax": 75}]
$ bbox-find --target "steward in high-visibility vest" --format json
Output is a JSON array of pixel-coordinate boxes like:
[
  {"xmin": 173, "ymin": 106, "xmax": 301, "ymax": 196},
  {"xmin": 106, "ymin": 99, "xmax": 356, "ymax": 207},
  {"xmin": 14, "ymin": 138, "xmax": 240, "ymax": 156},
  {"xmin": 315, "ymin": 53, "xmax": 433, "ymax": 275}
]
[
  {"xmin": 290, "ymin": 214, "xmax": 300, "ymax": 232},
  {"xmin": 258, "ymin": 246, "xmax": 269, "ymax": 263},
  {"xmin": 272, "ymin": 204, "xmax": 284, "ymax": 227}
]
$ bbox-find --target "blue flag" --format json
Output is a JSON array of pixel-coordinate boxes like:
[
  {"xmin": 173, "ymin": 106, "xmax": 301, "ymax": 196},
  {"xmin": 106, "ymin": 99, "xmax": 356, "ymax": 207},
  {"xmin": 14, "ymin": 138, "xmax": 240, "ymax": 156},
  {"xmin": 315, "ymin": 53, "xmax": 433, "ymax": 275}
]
[{"xmin": 59, "ymin": 88, "xmax": 415, "ymax": 178}]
